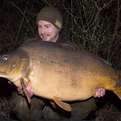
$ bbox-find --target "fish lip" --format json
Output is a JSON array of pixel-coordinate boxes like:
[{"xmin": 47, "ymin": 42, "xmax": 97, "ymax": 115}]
[
  {"xmin": 0, "ymin": 73, "xmax": 8, "ymax": 79},
  {"xmin": 0, "ymin": 71, "xmax": 7, "ymax": 75}
]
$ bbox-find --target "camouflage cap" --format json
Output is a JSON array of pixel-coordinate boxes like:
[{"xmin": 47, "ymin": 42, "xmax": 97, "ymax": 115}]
[{"xmin": 36, "ymin": 6, "xmax": 63, "ymax": 30}]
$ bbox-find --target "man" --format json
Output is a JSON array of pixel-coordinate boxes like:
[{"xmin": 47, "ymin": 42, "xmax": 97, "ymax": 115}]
[
  {"xmin": 10, "ymin": 6, "xmax": 105, "ymax": 121},
  {"xmin": 35, "ymin": 6, "xmax": 106, "ymax": 119}
]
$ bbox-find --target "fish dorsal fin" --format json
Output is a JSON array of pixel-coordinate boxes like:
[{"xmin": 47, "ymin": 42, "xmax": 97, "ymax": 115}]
[{"xmin": 53, "ymin": 96, "xmax": 72, "ymax": 112}]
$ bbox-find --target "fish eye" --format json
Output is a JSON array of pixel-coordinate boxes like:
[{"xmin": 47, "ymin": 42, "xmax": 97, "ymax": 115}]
[
  {"xmin": 0, "ymin": 55, "xmax": 8, "ymax": 63},
  {"xmin": 2, "ymin": 55, "xmax": 8, "ymax": 61}
]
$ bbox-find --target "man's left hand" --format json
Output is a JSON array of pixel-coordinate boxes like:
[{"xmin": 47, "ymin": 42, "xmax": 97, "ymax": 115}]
[{"xmin": 95, "ymin": 88, "xmax": 106, "ymax": 98}]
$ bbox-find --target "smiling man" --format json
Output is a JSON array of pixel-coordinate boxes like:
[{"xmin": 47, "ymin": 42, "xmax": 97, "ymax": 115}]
[
  {"xmin": 34, "ymin": 6, "xmax": 106, "ymax": 119},
  {"xmin": 36, "ymin": 6, "xmax": 63, "ymax": 43}
]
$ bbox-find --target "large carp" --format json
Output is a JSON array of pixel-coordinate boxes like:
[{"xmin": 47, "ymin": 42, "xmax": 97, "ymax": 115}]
[{"xmin": 0, "ymin": 41, "xmax": 120, "ymax": 111}]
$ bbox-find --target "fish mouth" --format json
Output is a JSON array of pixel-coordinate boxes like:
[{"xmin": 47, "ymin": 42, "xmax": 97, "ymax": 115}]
[
  {"xmin": 0, "ymin": 71, "xmax": 7, "ymax": 75},
  {"xmin": 0, "ymin": 71, "xmax": 8, "ymax": 79}
]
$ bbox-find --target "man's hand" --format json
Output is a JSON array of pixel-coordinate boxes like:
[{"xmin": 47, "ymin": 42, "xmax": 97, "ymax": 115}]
[{"xmin": 95, "ymin": 88, "xmax": 106, "ymax": 98}]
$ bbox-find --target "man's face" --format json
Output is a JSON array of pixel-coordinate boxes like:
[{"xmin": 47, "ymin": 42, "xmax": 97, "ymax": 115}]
[{"xmin": 37, "ymin": 20, "xmax": 60, "ymax": 42}]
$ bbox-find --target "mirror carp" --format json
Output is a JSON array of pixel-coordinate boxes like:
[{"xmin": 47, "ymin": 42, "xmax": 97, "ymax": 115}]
[{"xmin": 0, "ymin": 41, "xmax": 120, "ymax": 111}]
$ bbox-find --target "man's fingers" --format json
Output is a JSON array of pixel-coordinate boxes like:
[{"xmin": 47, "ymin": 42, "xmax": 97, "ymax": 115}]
[{"xmin": 95, "ymin": 88, "xmax": 106, "ymax": 98}]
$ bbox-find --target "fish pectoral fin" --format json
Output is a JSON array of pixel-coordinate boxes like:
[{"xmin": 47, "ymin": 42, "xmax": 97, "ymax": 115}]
[
  {"xmin": 53, "ymin": 96, "xmax": 72, "ymax": 112},
  {"xmin": 20, "ymin": 78, "xmax": 31, "ymax": 103}
]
